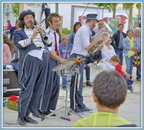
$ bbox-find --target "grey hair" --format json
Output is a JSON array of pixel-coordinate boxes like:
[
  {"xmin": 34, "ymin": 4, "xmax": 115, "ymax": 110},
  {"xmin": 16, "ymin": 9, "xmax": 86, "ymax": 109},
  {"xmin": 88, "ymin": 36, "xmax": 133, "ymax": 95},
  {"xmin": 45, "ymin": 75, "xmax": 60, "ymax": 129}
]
[
  {"xmin": 60, "ymin": 35, "xmax": 68, "ymax": 41},
  {"xmin": 134, "ymin": 27, "xmax": 141, "ymax": 30}
]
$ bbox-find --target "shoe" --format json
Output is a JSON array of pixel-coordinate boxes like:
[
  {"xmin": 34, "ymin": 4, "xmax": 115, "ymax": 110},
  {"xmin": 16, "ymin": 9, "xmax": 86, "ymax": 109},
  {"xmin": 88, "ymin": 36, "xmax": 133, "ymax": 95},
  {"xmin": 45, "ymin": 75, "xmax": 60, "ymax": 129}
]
[
  {"xmin": 128, "ymin": 85, "xmax": 133, "ymax": 93},
  {"xmin": 32, "ymin": 110, "xmax": 43, "ymax": 118},
  {"xmin": 81, "ymin": 107, "xmax": 93, "ymax": 112},
  {"xmin": 43, "ymin": 110, "xmax": 56, "ymax": 117},
  {"xmin": 62, "ymin": 86, "xmax": 67, "ymax": 90},
  {"xmin": 74, "ymin": 109, "xmax": 84, "ymax": 113},
  {"xmin": 24, "ymin": 116, "xmax": 38, "ymax": 124},
  {"xmin": 86, "ymin": 81, "xmax": 93, "ymax": 87},
  {"xmin": 137, "ymin": 79, "xmax": 141, "ymax": 81},
  {"xmin": 17, "ymin": 117, "xmax": 26, "ymax": 125},
  {"xmin": 127, "ymin": 79, "xmax": 133, "ymax": 85}
]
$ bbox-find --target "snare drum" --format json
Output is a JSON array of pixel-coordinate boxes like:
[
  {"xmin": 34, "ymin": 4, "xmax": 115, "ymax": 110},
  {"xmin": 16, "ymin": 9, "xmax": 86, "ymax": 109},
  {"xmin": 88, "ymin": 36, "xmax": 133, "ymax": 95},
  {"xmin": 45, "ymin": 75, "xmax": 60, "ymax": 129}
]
[{"xmin": 53, "ymin": 60, "xmax": 81, "ymax": 77}]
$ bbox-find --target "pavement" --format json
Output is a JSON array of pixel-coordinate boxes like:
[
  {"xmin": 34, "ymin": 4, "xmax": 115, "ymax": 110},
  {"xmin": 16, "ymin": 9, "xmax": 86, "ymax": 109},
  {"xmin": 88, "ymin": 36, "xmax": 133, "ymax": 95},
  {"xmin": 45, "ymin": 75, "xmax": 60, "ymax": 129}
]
[{"xmin": 2, "ymin": 65, "xmax": 141, "ymax": 129}]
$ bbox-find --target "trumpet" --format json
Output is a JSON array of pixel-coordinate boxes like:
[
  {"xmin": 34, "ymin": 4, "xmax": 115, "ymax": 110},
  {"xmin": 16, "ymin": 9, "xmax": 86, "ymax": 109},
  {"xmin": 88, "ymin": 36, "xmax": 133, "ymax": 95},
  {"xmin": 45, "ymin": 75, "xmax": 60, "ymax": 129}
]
[
  {"xmin": 31, "ymin": 23, "xmax": 52, "ymax": 46},
  {"xmin": 88, "ymin": 22, "xmax": 112, "ymax": 55}
]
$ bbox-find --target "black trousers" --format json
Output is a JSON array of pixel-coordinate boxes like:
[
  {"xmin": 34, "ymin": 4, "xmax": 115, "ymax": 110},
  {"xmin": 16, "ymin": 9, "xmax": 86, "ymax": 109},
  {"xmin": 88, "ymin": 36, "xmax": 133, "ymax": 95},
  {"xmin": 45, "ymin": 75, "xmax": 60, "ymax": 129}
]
[{"xmin": 84, "ymin": 65, "xmax": 90, "ymax": 81}]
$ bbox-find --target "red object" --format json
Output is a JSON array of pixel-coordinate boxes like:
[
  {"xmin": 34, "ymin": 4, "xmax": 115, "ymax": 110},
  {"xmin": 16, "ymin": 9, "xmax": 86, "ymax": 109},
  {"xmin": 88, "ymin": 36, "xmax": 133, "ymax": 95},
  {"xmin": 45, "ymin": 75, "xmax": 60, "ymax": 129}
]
[
  {"xmin": 103, "ymin": 17, "xmax": 108, "ymax": 24},
  {"xmin": 115, "ymin": 64, "xmax": 125, "ymax": 76},
  {"xmin": 103, "ymin": 15, "xmax": 128, "ymax": 25},
  {"xmin": 61, "ymin": 117, "xmax": 71, "ymax": 121},
  {"xmin": 67, "ymin": 118, "xmax": 71, "ymax": 121},
  {"xmin": 54, "ymin": 32, "xmax": 60, "ymax": 56},
  {"xmin": 75, "ymin": 61, "xmax": 81, "ymax": 64},
  {"xmin": 8, "ymin": 95, "xmax": 18, "ymax": 103},
  {"xmin": 116, "ymin": 15, "xmax": 128, "ymax": 25},
  {"xmin": 78, "ymin": 16, "xmax": 86, "ymax": 25}
]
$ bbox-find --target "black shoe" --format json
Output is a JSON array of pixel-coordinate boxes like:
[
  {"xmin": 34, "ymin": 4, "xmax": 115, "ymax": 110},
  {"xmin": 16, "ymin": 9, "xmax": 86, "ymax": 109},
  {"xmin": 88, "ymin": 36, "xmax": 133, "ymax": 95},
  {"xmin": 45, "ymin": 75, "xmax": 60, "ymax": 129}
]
[
  {"xmin": 32, "ymin": 110, "xmax": 43, "ymax": 118},
  {"xmin": 62, "ymin": 86, "xmax": 67, "ymax": 90},
  {"xmin": 24, "ymin": 116, "xmax": 38, "ymax": 124},
  {"xmin": 80, "ymin": 107, "xmax": 93, "ymax": 112},
  {"xmin": 128, "ymin": 85, "xmax": 133, "ymax": 93},
  {"xmin": 137, "ymin": 78, "xmax": 141, "ymax": 81},
  {"xmin": 86, "ymin": 81, "xmax": 93, "ymax": 87},
  {"xmin": 17, "ymin": 117, "xmax": 26, "ymax": 125},
  {"xmin": 43, "ymin": 110, "xmax": 56, "ymax": 117}
]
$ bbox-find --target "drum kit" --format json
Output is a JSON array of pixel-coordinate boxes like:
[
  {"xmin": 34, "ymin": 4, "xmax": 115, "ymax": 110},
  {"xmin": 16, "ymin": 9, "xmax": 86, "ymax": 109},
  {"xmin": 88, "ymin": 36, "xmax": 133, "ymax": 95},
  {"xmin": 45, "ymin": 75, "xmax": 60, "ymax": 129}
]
[{"xmin": 51, "ymin": 57, "xmax": 85, "ymax": 120}]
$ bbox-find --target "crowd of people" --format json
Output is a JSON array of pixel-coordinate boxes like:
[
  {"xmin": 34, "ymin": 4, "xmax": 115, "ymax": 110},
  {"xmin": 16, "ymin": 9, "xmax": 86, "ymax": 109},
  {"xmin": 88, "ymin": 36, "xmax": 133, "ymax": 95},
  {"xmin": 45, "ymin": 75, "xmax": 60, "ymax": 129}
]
[{"xmin": 3, "ymin": 9, "xmax": 141, "ymax": 127}]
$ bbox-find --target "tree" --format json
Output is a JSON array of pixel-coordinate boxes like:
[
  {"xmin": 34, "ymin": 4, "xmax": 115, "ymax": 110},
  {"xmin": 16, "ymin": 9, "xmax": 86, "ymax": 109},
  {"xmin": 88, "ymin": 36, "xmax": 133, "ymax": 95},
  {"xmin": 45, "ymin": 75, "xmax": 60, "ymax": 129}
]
[
  {"xmin": 93, "ymin": 3, "xmax": 141, "ymax": 29},
  {"xmin": 93, "ymin": 3, "xmax": 118, "ymax": 18},
  {"xmin": 11, "ymin": 3, "xmax": 20, "ymax": 18},
  {"xmin": 123, "ymin": 3, "xmax": 141, "ymax": 29},
  {"xmin": 55, "ymin": 3, "xmax": 58, "ymax": 13}
]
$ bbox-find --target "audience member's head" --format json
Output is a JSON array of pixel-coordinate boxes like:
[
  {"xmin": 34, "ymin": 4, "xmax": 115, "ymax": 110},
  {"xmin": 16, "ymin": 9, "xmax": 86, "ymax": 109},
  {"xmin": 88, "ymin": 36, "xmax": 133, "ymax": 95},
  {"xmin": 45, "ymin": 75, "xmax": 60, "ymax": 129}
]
[
  {"xmin": 3, "ymin": 33, "xmax": 15, "ymax": 52},
  {"xmin": 105, "ymin": 38, "xmax": 112, "ymax": 46},
  {"xmin": 118, "ymin": 24, "xmax": 124, "ymax": 33},
  {"xmin": 93, "ymin": 71, "xmax": 127, "ymax": 109},
  {"xmin": 73, "ymin": 22, "xmax": 81, "ymax": 33},
  {"xmin": 110, "ymin": 55, "xmax": 120, "ymax": 63},
  {"xmin": 97, "ymin": 20, "xmax": 104, "ymax": 29},
  {"xmin": 126, "ymin": 29, "xmax": 133, "ymax": 37},
  {"xmin": 110, "ymin": 55, "xmax": 120, "ymax": 66},
  {"xmin": 7, "ymin": 20, "xmax": 11, "ymax": 23},
  {"xmin": 60, "ymin": 35, "xmax": 69, "ymax": 45},
  {"xmin": 134, "ymin": 27, "xmax": 141, "ymax": 37},
  {"xmin": 15, "ymin": 20, "xmax": 20, "ymax": 29}
]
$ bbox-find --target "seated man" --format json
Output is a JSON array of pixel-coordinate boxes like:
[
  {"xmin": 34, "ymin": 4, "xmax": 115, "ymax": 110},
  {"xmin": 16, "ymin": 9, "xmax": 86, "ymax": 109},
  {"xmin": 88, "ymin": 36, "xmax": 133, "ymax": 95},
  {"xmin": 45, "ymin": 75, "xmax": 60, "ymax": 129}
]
[{"xmin": 73, "ymin": 71, "xmax": 136, "ymax": 127}]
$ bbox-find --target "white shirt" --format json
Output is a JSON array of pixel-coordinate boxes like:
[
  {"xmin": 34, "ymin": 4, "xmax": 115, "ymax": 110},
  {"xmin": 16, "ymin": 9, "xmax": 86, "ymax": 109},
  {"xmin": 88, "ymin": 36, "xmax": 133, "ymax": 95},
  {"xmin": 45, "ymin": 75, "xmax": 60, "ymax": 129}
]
[
  {"xmin": 101, "ymin": 44, "xmax": 116, "ymax": 71},
  {"xmin": 45, "ymin": 27, "xmax": 59, "ymax": 54},
  {"xmin": 24, "ymin": 28, "xmax": 47, "ymax": 60},
  {"xmin": 24, "ymin": 28, "xmax": 44, "ymax": 48},
  {"xmin": 71, "ymin": 24, "xmax": 91, "ymax": 56}
]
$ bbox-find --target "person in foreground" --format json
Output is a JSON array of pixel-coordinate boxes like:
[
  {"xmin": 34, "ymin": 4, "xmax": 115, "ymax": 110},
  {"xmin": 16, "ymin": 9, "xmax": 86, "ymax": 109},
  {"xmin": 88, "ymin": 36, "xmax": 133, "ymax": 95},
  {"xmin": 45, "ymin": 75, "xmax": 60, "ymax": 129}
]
[{"xmin": 73, "ymin": 71, "xmax": 137, "ymax": 127}]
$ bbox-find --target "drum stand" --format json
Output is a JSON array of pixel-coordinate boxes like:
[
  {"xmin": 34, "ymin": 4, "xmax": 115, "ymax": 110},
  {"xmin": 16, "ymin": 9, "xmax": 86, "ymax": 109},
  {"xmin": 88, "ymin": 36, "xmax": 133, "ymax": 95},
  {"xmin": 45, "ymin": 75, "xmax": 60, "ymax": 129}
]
[
  {"xmin": 41, "ymin": 66, "xmax": 82, "ymax": 121},
  {"xmin": 55, "ymin": 74, "xmax": 82, "ymax": 120}
]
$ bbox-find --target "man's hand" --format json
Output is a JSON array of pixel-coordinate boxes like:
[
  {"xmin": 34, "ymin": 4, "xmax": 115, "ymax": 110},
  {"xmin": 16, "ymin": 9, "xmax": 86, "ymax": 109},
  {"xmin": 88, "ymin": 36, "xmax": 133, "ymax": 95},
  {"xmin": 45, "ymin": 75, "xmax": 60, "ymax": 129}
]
[
  {"xmin": 59, "ymin": 58, "xmax": 67, "ymax": 63},
  {"xmin": 98, "ymin": 45, "xmax": 104, "ymax": 50},
  {"xmin": 31, "ymin": 25, "xmax": 42, "ymax": 41},
  {"xmin": 49, "ymin": 51, "xmax": 67, "ymax": 63}
]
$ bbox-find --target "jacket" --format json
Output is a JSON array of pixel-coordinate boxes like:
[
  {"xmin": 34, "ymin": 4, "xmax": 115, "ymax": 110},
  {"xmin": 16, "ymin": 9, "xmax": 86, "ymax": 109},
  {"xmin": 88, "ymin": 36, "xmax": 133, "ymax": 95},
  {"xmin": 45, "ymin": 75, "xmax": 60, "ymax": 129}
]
[
  {"xmin": 122, "ymin": 37, "xmax": 138, "ymax": 56},
  {"xmin": 112, "ymin": 30, "xmax": 126, "ymax": 50}
]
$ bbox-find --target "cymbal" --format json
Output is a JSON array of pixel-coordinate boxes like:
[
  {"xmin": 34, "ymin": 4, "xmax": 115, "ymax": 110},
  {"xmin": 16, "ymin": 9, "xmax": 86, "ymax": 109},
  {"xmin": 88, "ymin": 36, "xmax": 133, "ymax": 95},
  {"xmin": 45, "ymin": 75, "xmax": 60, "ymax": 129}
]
[
  {"xmin": 68, "ymin": 57, "xmax": 85, "ymax": 61},
  {"xmin": 52, "ymin": 60, "xmax": 75, "ymax": 71}
]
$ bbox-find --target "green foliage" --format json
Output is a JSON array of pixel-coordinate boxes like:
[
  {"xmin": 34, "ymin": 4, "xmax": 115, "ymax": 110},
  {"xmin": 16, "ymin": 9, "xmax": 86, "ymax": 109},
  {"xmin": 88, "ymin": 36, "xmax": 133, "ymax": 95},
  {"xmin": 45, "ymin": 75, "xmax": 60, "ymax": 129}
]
[
  {"xmin": 123, "ymin": 3, "xmax": 141, "ymax": 9},
  {"xmin": 93, "ymin": 3, "xmax": 141, "ymax": 12},
  {"xmin": 123, "ymin": 3, "xmax": 134, "ymax": 8},
  {"xmin": 11, "ymin": 3, "xmax": 19, "ymax": 18},
  {"xmin": 62, "ymin": 28, "xmax": 72, "ymax": 37},
  {"xmin": 93, "ymin": 3, "xmax": 118, "ymax": 12},
  {"xmin": 136, "ymin": 3, "xmax": 141, "ymax": 8}
]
